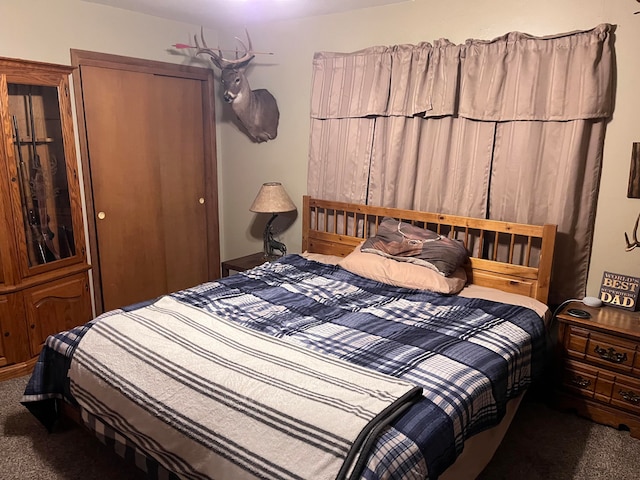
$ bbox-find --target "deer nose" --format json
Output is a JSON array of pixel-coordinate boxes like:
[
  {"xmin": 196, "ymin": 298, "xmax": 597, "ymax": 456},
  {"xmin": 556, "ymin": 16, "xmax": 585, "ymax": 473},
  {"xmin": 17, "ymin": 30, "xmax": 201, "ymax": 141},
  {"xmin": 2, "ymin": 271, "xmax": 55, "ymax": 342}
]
[{"xmin": 224, "ymin": 93, "xmax": 235, "ymax": 103}]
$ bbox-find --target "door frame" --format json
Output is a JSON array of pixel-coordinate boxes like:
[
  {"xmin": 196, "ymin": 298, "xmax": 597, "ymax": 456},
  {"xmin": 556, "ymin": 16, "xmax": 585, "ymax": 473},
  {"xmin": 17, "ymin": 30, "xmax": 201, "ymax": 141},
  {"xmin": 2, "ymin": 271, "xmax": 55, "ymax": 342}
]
[{"xmin": 70, "ymin": 49, "xmax": 220, "ymax": 314}]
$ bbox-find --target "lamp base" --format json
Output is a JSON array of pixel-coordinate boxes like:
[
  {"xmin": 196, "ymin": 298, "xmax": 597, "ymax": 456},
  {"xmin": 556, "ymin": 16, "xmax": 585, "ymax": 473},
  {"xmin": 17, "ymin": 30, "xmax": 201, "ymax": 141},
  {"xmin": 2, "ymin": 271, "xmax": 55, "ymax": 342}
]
[{"xmin": 262, "ymin": 214, "xmax": 287, "ymax": 258}]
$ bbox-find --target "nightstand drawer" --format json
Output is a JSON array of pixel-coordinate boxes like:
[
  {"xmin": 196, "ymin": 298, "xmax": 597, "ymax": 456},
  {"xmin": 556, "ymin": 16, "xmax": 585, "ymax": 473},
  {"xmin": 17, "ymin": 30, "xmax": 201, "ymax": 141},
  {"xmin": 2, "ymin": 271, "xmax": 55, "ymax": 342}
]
[
  {"xmin": 562, "ymin": 360, "xmax": 598, "ymax": 397},
  {"xmin": 611, "ymin": 375, "xmax": 640, "ymax": 414},
  {"xmin": 563, "ymin": 326, "xmax": 639, "ymax": 374},
  {"xmin": 587, "ymin": 332, "xmax": 638, "ymax": 373},
  {"xmin": 563, "ymin": 325, "xmax": 589, "ymax": 358},
  {"xmin": 562, "ymin": 359, "xmax": 640, "ymax": 411}
]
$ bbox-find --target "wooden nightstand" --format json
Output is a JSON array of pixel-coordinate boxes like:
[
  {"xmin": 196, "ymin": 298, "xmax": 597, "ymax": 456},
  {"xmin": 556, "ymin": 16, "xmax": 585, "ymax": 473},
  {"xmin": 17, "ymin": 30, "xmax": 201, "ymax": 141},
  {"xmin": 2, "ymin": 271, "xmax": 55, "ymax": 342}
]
[
  {"xmin": 221, "ymin": 252, "xmax": 279, "ymax": 277},
  {"xmin": 555, "ymin": 302, "xmax": 640, "ymax": 438}
]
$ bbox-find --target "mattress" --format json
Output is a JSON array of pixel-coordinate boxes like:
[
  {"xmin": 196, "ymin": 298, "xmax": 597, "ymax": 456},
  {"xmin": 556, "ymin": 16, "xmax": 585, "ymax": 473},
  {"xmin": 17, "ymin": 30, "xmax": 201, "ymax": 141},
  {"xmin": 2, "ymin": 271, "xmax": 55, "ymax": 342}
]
[{"xmin": 22, "ymin": 254, "xmax": 549, "ymax": 479}]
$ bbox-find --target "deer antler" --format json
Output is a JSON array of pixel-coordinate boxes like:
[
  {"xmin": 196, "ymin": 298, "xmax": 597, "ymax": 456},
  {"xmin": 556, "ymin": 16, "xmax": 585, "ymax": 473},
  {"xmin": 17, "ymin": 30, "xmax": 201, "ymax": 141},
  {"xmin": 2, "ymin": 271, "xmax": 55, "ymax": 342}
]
[
  {"xmin": 624, "ymin": 213, "xmax": 640, "ymax": 252},
  {"xmin": 193, "ymin": 27, "xmax": 255, "ymax": 69},
  {"xmin": 172, "ymin": 28, "xmax": 273, "ymax": 68}
]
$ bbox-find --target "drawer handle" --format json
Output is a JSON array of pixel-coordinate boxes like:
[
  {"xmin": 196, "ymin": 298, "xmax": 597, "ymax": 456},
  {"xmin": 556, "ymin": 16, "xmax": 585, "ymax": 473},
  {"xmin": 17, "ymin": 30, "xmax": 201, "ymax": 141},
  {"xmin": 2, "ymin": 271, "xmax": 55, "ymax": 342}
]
[
  {"xmin": 570, "ymin": 375, "xmax": 591, "ymax": 388},
  {"xmin": 594, "ymin": 345, "xmax": 628, "ymax": 364},
  {"xmin": 619, "ymin": 390, "xmax": 640, "ymax": 405}
]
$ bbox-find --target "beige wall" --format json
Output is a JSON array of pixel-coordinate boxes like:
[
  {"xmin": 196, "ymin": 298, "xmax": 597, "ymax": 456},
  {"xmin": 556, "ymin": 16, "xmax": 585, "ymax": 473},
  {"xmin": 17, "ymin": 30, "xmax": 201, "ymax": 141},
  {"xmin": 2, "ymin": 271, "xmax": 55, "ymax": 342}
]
[
  {"xmin": 1, "ymin": 0, "xmax": 638, "ymax": 299},
  {"xmin": 217, "ymin": 0, "xmax": 640, "ymax": 298}
]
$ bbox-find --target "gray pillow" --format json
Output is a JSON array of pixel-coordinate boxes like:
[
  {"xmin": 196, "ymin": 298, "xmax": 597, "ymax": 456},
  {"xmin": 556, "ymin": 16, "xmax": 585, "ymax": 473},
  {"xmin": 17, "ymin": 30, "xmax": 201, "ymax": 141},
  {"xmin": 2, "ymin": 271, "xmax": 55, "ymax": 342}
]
[{"xmin": 361, "ymin": 217, "xmax": 469, "ymax": 276}]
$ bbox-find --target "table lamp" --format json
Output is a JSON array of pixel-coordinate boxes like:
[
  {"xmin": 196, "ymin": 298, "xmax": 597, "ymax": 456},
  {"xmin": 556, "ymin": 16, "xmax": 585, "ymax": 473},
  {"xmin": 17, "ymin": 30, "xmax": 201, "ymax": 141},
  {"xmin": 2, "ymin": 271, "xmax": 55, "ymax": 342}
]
[{"xmin": 250, "ymin": 182, "xmax": 296, "ymax": 258}]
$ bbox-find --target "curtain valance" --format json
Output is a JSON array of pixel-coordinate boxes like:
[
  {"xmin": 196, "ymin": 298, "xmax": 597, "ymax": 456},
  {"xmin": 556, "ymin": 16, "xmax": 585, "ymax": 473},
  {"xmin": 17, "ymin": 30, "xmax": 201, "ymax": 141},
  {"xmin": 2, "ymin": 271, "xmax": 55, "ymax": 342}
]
[{"xmin": 310, "ymin": 24, "xmax": 613, "ymax": 121}]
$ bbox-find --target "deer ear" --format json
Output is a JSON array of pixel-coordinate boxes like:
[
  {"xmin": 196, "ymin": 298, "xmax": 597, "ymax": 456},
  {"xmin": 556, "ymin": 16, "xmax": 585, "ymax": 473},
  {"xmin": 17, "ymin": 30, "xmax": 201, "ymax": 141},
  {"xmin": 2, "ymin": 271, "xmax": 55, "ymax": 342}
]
[{"xmin": 237, "ymin": 55, "xmax": 256, "ymax": 71}]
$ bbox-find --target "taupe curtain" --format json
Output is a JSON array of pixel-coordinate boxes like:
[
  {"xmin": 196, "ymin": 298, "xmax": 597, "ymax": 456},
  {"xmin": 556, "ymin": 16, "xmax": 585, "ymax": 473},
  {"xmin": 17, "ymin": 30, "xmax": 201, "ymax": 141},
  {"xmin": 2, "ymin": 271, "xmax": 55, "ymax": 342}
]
[{"xmin": 308, "ymin": 24, "xmax": 614, "ymax": 303}]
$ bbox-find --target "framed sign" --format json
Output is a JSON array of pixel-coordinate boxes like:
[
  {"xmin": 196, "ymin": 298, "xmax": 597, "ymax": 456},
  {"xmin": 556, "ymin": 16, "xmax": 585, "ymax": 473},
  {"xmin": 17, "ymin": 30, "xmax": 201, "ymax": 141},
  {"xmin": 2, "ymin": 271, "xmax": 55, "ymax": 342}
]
[{"xmin": 598, "ymin": 271, "xmax": 640, "ymax": 311}]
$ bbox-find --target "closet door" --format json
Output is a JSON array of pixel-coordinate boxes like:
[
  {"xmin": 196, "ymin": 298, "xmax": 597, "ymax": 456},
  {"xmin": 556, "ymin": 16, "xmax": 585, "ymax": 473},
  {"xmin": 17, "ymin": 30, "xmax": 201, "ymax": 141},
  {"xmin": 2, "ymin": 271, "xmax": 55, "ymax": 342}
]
[
  {"xmin": 154, "ymin": 75, "xmax": 209, "ymax": 294},
  {"xmin": 74, "ymin": 53, "xmax": 219, "ymax": 313}
]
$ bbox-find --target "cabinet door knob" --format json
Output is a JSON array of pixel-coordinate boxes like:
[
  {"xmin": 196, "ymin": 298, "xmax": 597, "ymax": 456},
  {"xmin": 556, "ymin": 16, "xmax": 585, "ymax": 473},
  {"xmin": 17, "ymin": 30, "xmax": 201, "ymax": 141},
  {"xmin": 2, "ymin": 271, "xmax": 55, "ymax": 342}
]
[
  {"xmin": 4, "ymin": 332, "xmax": 9, "ymax": 337},
  {"xmin": 97, "ymin": 211, "xmax": 106, "ymax": 220},
  {"xmin": 199, "ymin": 197, "xmax": 205, "ymax": 204}
]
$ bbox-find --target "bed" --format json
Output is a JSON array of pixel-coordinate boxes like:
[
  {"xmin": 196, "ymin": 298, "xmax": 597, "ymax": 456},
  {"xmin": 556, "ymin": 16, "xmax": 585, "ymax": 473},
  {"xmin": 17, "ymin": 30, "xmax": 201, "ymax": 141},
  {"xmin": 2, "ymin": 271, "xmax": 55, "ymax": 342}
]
[{"xmin": 21, "ymin": 196, "xmax": 556, "ymax": 480}]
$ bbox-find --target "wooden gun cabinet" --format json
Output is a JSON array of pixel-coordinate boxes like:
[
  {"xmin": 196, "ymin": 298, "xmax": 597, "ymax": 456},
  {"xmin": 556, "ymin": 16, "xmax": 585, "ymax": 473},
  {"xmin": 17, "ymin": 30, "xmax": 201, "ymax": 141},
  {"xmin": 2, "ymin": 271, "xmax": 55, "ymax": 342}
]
[{"xmin": 0, "ymin": 57, "xmax": 91, "ymax": 381}]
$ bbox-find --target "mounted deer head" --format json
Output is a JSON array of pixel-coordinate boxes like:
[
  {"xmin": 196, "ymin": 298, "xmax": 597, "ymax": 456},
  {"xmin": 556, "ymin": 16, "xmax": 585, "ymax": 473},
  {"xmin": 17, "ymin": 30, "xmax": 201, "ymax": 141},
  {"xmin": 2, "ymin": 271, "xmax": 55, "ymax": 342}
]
[{"xmin": 175, "ymin": 29, "xmax": 279, "ymax": 143}]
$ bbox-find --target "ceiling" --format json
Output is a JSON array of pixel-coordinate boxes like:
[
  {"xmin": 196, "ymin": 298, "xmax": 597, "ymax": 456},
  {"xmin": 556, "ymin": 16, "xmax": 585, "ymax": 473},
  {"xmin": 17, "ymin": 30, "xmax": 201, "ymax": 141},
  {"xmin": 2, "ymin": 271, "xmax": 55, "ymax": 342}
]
[{"xmin": 81, "ymin": 0, "xmax": 412, "ymax": 27}]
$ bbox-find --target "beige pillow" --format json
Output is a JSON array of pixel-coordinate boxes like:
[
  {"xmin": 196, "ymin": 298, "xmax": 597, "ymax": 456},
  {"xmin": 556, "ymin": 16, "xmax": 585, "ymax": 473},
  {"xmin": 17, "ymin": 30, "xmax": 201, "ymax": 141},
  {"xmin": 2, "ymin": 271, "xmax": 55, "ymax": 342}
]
[
  {"xmin": 338, "ymin": 245, "xmax": 467, "ymax": 294},
  {"xmin": 301, "ymin": 251, "xmax": 343, "ymax": 265}
]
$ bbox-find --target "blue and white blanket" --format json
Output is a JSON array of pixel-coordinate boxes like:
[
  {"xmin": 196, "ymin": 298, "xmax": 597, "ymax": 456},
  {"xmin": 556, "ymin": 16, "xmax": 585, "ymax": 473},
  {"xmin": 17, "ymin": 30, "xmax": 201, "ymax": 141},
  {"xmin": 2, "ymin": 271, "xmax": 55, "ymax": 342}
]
[{"xmin": 22, "ymin": 254, "xmax": 547, "ymax": 480}]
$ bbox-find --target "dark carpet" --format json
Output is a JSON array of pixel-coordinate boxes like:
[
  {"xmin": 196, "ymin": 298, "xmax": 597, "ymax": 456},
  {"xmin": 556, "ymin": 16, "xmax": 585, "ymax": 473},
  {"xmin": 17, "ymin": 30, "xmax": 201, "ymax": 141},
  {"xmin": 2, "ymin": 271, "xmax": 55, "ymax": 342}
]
[
  {"xmin": 2, "ymin": 375, "xmax": 639, "ymax": 479},
  {"xmin": 477, "ymin": 392, "xmax": 640, "ymax": 479},
  {"xmin": 1, "ymin": 375, "xmax": 143, "ymax": 479}
]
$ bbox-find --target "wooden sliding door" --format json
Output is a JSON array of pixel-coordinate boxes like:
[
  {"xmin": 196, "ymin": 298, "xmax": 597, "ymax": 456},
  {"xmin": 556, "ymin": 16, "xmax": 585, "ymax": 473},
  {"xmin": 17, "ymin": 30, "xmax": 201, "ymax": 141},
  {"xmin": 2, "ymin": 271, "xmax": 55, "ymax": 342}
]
[{"xmin": 72, "ymin": 51, "xmax": 219, "ymax": 313}]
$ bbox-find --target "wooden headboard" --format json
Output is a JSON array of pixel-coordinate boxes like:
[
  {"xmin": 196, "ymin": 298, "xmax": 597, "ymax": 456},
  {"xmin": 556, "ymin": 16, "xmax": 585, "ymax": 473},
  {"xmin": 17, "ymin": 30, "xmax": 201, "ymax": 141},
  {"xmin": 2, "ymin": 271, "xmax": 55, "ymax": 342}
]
[{"xmin": 302, "ymin": 196, "xmax": 557, "ymax": 303}]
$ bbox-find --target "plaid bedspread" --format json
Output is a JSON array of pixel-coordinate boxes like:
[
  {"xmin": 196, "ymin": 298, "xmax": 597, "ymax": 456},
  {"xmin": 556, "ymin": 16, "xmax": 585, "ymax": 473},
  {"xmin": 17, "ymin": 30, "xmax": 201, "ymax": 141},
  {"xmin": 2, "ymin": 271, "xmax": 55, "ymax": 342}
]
[{"xmin": 22, "ymin": 254, "xmax": 547, "ymax": 480}]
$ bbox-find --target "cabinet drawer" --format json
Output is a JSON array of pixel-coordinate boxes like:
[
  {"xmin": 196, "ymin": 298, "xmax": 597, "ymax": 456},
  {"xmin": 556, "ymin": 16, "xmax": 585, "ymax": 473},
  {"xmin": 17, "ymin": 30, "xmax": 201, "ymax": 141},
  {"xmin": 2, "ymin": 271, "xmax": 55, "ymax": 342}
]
[
  {"xmin": 611, "ymin": 375, "xmax": 640, "ymax": 415},
  {"xmin": 562, "ymin": 360, "xmax": 598, "ymax": 398},
  {"xmin": 563, "ymin": 326, "xmax": 639, "ymax": 375},
  {"xmin": 564, "ymin": 359, "xmax": 640, "ymax": 416},
  {"xmin": 563, "ymin": 325, "xmax": 589, "ymax": 358},
  {"xmin": 587, "ymin": 332, "xmax": 638, "ymax": 373}
]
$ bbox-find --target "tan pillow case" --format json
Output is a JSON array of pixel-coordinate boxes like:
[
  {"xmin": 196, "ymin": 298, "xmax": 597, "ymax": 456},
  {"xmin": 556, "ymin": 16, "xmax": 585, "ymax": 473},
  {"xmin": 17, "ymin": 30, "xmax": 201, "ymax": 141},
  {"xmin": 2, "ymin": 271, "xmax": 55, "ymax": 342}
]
[
  {"xmin": 338, "ymin": 245, "xmax": 467, "ymax": 294},
  {"xmin": 301, "ymin": 251, "xmax": 343, "ymax": 265}
]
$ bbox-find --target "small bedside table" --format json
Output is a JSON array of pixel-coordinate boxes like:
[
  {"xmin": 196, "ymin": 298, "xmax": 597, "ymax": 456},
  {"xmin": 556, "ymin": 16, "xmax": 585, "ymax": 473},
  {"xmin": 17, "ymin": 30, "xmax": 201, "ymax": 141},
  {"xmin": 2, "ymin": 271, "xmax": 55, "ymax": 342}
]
[
  {"xmin": 221, "ymin": 252, "xmax": 280, "ymax": 277},
  {"xmin": 555, "ymin": 302, "xmax": 640, "ymax": 438}
]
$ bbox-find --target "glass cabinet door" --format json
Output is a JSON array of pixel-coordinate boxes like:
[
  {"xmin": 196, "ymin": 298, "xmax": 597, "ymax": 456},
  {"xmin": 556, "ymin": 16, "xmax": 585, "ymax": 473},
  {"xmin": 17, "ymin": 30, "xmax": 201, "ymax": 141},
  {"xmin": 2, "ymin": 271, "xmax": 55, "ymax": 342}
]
[{"xmin": 8, "ymin": 83, "xmax": 77, "ymax": 268}]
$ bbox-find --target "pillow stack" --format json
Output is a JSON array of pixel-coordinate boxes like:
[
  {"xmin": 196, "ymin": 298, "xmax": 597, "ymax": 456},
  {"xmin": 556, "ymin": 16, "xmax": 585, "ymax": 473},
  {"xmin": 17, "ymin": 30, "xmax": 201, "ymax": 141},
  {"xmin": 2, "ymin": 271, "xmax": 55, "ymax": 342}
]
[{"xmin": 338, "ymin": 217, "xmax": 470, "ymax": 294}]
